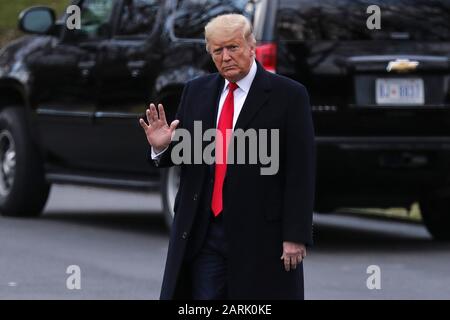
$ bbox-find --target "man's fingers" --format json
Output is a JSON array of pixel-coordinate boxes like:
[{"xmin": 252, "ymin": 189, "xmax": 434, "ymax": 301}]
[
  {"xmin": 284, "ymin": 256, "xmax": 291, "ymax": 272},
  {"xmin": 170, "ymin": 119, "xmax": 180, "ymax": 132},
  {"xmin": 281, "ymin": 243, "xmax": 306, "ymax": 271},
  {"xmin": 139, "ymin": 118, "xmax": 149, "ymax": 130},
  {"xmin": 281, "ymin": 254, "xmax": 303, "ymax": 272},
  {"xmin": 146, "ymin": 108, "xmax": 153, "ymax": 125},
  {"xmin": 150, "ymin": 104, "xmax": 159, "ymax": 122},
  {"xmin": 289, "ymin": 255, "xmax": 298, "ymax": 270},
  {"xmin": 158, "ymin": 104, "xmax": 167, "ymax": 124},
  {"xmin": 291, "ymin": 259, "xmax": 297, "ymax": 270}
]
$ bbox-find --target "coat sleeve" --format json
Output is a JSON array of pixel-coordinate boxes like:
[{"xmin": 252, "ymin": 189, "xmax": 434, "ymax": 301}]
[
  {"xmin": 147, "ymin": 81, "xmax": 190, "ymax": 168},
  {"xmin": 282, "ymin": 84, "xmax": 316, "ymax": 247}
]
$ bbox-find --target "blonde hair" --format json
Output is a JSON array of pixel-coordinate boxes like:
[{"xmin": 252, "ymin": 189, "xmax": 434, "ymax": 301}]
[{"xmin": 204, "ymin": 14, "xmax": 256, "ymax": 53}]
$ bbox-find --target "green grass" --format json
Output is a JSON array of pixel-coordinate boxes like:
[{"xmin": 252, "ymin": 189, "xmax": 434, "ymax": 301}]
[
  {"xmin": 338, "ymin": 202, "xmax": 422, "ymax": 222},
  {"xmin": 0, "ymin": 0, "xmax": 68, "ymax": 47}
]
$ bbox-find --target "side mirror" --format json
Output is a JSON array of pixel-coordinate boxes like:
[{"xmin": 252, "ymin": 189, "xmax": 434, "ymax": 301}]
[{"xmin": 18, "ymin": 6, "xmax": 56, "ymax": 35}]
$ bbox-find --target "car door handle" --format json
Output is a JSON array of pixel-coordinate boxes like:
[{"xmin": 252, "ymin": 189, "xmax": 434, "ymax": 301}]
[
  {"xmin": 127, "ymin": 60, "xmax": 147, "ymax": 77},
  {"xmin": 78, "ymin": 61, "xmax": 96, "ymax": 77}
]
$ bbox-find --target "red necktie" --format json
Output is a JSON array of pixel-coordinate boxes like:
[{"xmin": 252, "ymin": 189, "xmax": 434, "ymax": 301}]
[{"xmin": 211, "ymin": 82, "xmax": 238, "ymax": 216}]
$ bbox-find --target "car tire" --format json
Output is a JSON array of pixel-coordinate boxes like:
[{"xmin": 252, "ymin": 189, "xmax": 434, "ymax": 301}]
[
  {"xmin": 0, "ymin": 106, "xmax": 50, "ymax": 217},
  {"xmin": 420, "ymin": 192, "xmax": 450, "ymax": 241},
  {"xmin": 161, "ymin": 166, "xmax": 180, "ymax": 230}
]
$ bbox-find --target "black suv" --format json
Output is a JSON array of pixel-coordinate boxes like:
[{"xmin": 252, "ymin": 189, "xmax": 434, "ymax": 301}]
[{"xmin": 0, "ymin": 0, "xmax": 449, "ymax": 240}]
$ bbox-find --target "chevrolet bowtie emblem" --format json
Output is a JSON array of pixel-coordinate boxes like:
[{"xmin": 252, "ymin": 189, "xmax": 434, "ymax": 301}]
[{"xmin": 386, "ymin": 59, "xmax": 419, "ymax": 73}]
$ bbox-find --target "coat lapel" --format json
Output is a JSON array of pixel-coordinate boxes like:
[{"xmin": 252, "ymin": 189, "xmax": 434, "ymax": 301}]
[
  {"xmin": 197, "ymin": 73, "xmax": 224, "ymax": 131},
  {"xmin": 234, "ymin": 63, "xmax": 272, "ymax": 131},
  {"xmin": 199, "ymin": 62, "xmax": 272, "ymax": 131}
]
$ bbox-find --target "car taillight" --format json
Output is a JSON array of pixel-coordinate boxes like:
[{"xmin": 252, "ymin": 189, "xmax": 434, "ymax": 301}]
[{"xmin": 256, "ymin": 43, "xmax": 277, "ymax": 73}]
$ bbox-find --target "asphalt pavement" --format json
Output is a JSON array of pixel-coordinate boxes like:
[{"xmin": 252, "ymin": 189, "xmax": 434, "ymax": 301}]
[{"xmin": 1, "ymin": 184, "xmax": 449, "ymax": 299}]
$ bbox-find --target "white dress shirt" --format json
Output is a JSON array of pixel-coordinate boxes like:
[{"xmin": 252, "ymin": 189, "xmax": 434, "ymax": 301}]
[
  {"xmin": 216, "ymin": 59, "xmax": 257, "ymax": 129},
  {"xmin": 152, "ymin": 59, "xmax": 257, "ymax": 159}
]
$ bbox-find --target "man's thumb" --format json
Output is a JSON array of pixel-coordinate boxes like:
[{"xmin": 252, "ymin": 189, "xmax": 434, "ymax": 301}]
[{"xmin": 170, "ymin": 120, "xmax": 180, "ymax": 131}]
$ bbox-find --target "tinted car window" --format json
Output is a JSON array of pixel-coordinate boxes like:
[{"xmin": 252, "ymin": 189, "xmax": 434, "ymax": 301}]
[
  {"xmin": 79, "ymin": 0, "xmax": 115, "ymax": 39},
  {"xmin": 173, "ymin": 0, "xmax": 254, "ymax": 39},
  {"xmin": 117, "ymin": 0, "xmax": 160, "ymax": 36},
  {"xmin": 277, "ymin": 0, "xmax": 450, "ymax": 41}
]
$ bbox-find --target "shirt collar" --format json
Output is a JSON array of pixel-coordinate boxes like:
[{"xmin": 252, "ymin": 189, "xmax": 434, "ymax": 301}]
[{"xmin": 223, "ymin": 59, "xmax": 257, "ymax": 94}]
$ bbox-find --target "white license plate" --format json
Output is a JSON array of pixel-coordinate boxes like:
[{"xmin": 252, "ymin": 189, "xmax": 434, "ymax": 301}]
[{"xmin": 376, "ymin": 78, "xmax": 424, "ymax": 105}]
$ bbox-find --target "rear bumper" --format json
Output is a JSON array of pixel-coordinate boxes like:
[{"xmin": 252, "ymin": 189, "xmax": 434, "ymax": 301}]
[
  {"xmin": 315, "ymin": 136, "xmax": 450, "ymax": 207},
  {"xmin": 316, "ymin": 136, "xmax": 450, "ymax": 150}
]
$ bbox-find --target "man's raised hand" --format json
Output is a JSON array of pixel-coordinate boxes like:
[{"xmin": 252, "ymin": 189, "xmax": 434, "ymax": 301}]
[{"xmin": 139, "ymin": 103, "xmax": 179, "ymax": 153}]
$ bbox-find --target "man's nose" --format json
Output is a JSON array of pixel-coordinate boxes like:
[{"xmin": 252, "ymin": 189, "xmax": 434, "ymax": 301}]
[{"xmin": 222, "ymin": 48, "xmax": 232, "ymax": 61}]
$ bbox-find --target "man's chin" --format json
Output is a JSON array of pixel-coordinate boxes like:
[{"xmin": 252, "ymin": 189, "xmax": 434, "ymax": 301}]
[{"xmin": 221, "ymin": 70, "xmax": 241, "ymax": 82}]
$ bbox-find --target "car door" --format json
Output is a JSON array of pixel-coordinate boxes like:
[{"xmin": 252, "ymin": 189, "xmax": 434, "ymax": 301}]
[
  {"xmin": 30, "ymin": 0, "xmax": 117, "ymax": 170},
  {"xmin": 92, "ymin": 0, "xmax": 164, "ymax": 172}
]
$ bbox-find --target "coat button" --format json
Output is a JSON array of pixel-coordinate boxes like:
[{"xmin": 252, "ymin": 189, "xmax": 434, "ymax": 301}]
[{"xmin": 182, "ymin": 232, "xmax": 188, "ymax": 240}]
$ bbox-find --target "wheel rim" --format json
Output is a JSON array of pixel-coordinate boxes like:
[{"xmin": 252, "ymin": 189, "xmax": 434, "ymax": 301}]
[
  {"xmin": 0, "ymin": 130, "xmax": 16, "ymax": 197},
  {"xmin": 166, "ymin": 166, "xmax": 180, "ymax": 219}
]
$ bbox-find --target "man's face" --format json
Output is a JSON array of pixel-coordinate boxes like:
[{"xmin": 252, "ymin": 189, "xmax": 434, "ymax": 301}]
[{"xmin": 209, "ymin": 29, "xmax": 255, "ymax": 83}]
